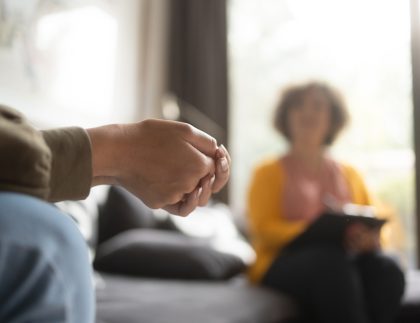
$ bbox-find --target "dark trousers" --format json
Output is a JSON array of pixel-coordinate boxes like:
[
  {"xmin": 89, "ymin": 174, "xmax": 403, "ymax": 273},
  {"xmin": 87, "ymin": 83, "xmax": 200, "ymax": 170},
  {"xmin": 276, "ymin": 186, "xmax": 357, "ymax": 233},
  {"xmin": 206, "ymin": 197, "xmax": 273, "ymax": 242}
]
[{"xmin": 261, "ymin": 244, "xmax": 405, "ymax": 323}]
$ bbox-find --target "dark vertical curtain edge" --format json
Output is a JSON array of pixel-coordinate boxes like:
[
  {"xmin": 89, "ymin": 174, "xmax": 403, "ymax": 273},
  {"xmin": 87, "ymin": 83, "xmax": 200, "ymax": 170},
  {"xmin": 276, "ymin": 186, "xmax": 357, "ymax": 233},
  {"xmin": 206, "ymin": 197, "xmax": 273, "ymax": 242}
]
[
  {"xmin": 410, "ymin": 0, "xmax": 420, "ymax": 268},
  {"xmin": 167, "ymin": 0, "xmax": 229, "ymax": 203}
]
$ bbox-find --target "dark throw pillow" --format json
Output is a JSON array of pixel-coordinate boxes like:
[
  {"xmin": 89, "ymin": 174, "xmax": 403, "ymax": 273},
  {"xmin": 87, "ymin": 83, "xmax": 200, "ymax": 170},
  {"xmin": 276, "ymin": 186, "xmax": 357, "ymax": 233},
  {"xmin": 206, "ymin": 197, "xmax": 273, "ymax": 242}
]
[
  {"xmin": 97, "ymin": 186, "xmax": 180, "ymax": 246},
  {"xmin": 97, "ymin": 186, "xmax": 158, "ymax": 245},
  {"xmin": 93, "ymin": 229, "xmax": 246, "ymax": 280}
]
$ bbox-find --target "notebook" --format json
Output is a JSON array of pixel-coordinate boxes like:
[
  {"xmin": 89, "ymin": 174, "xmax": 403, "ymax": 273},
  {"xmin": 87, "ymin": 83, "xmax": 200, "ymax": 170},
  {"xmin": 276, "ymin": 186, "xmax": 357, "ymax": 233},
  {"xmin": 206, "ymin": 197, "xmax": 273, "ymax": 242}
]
[{"xmin": 284, "ymin": 205, "xmax": 387, "ymax": 251}]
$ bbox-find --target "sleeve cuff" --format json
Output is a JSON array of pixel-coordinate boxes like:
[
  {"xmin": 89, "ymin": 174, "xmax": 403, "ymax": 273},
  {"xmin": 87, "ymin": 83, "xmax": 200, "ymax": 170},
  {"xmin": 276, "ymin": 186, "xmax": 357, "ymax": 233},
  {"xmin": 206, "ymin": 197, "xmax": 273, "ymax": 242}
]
[{"xmin": 42, "ymin": 127, "xmax": 92, "ymax": 202}]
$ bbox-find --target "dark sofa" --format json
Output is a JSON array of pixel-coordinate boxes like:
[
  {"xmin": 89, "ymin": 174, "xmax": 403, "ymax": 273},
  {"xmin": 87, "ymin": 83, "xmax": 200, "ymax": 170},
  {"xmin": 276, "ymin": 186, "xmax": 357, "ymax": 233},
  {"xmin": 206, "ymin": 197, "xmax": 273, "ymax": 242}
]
[
  {"xmin": 82, "ymin": 186, "xmax": 420, "ymax": 323},
  {"xmin": 94, "ymin": 268, "xmax": 420, "ymax": 323},
  {"xmin": 95, "ymin": 274, "xmax": 296, "ymax": 323}
]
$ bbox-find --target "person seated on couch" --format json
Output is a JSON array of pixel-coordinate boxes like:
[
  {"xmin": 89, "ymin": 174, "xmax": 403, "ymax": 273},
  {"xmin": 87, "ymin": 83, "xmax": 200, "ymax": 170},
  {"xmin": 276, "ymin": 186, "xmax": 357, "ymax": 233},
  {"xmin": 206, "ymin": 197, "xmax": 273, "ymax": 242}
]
[
  {"xmin": 247, "ymin": 82, "xmax": 405, "ymax": 323},
  {"xmin": 0, "ymin": 104, "xmax": 231, "ymax": 323}
]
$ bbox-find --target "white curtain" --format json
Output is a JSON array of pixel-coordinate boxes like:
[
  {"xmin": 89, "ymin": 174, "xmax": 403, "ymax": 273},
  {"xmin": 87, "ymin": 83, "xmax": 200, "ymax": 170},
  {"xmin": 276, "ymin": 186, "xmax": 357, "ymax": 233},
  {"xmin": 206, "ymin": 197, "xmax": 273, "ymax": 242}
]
[{"xmin": 113, "ymin": 0, "xmax": 169, "ymax": 122}]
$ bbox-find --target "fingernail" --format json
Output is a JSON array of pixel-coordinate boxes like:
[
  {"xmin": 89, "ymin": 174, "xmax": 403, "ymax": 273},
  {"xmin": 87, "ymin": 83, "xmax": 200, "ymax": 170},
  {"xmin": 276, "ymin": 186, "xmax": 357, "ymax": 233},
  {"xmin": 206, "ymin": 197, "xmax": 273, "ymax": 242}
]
[
  {"xmin": 197, "ymin": 187, "xmax": 203, "ymax": 198},
  {"xmin": 216, "ymin": 147, "xmax": 224, "ymax": 159},
  {"xmin": 219, "ymin": 158, "xmax": 228, "ymax": 172},
  {"xmin": 210, "ymin": 175, "xmax": 216, "ymax": 185}
]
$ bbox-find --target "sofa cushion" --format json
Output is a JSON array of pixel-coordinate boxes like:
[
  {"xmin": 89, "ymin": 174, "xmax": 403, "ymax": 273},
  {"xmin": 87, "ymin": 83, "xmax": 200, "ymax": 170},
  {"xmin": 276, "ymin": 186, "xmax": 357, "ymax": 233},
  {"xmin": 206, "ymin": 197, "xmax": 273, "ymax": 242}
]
[
  {"xmin": 95, "ymin": 273, "xmax": 297, "ymax": 323},
  {"xmin": 94, "ymin": 270, "xmax": 420, "ymax": 323},
  {"xmin": 94, "ymin": 229, "xmax": 246, "ymax": 280},
  {"xmin": 97, "ymin": 186, "xmax": 159, "ymax": 245},
  {"xmin": 168, "ymin": 202, "xmax": 256, "ymax": 265}
]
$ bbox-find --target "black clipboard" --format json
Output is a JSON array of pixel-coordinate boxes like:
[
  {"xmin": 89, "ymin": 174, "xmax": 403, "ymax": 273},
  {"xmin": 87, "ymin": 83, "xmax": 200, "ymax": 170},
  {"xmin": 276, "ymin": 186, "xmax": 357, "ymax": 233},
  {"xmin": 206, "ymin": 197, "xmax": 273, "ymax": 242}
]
[{"xmin": 284, "ymin": 212, "xmax": 387, "ymax": 251}]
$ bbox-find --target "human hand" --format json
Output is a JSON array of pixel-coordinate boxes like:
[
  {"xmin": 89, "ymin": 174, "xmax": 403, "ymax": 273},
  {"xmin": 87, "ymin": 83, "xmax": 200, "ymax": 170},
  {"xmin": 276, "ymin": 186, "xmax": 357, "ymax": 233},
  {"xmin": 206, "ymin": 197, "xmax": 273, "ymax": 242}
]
[
  {"xmin": 212, "ymin": 144, "xmax": 231, "ymax": 193},
  {"xmin": 344, "ymin": 222, "xmax": 381, "ymax": 254},
  {"xmin": 164, "ymin": 143, "xmax": 231, "ymax": 215},
  {"xmin": 87, "ymin": 119, "xmax": 230, "ymax": 216}
]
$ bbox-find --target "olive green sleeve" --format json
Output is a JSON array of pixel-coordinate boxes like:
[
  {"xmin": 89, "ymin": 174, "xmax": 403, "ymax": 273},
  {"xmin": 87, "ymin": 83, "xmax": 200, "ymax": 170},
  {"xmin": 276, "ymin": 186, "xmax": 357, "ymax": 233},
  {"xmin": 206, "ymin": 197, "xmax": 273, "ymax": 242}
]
[
  {"xmin": 41, "ymin": 127, "xmax": 92, "ymax": 202},
  {"xmin": 0, "ymin": 105, "xmax": 52, "ymax": 199},
  {"xmin": 0, "ymin": 105, "xmax": 92, "ymax": 202}
]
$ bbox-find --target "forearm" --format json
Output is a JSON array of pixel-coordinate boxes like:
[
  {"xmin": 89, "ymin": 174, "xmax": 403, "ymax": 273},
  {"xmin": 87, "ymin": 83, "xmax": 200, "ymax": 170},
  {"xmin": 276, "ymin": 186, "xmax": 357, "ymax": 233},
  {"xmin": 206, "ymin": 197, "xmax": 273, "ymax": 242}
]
[
  {"xmin": 86, "ymin": 124, "xmax": 122, "ymax": 187},
  {"xmin": 0, "ymin": 104, "xmax": 229, "ymax": 211}
]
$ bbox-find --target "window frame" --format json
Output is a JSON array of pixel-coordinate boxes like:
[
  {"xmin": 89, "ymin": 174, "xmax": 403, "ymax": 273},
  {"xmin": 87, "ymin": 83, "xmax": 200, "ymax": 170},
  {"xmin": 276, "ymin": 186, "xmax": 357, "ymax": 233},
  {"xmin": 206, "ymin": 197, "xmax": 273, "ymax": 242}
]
[{"xmin": 410, "ymin": 0, "xmax": 420, "ymax": 268}]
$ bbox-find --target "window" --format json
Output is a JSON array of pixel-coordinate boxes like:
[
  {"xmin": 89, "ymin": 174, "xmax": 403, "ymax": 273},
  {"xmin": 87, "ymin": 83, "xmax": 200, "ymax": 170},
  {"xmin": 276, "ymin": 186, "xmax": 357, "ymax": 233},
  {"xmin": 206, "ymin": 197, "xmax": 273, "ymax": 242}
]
[
  {"xmin": 0, "ymin": 0, "xmax": 140, "ymax": 127},
  {"xmin": 229, "ymin": 0, "xmax": 415, "ymax": 267}
]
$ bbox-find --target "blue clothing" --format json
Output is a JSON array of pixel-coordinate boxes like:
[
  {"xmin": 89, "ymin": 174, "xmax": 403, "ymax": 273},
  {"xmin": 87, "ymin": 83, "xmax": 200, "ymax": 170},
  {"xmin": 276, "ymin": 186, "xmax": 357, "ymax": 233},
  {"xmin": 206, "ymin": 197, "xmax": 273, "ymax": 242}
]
[{"xmin": 0, "ymin": 193, "xmax": 94, "ymax": 323}]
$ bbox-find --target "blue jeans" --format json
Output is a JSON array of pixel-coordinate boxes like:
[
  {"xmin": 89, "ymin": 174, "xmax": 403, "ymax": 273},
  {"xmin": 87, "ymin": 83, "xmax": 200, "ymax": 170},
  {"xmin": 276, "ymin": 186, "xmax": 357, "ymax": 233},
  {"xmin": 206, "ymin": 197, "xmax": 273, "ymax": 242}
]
[{"xmin": 0, "ymin": 193, "xmax": 94, "ymax": 323}]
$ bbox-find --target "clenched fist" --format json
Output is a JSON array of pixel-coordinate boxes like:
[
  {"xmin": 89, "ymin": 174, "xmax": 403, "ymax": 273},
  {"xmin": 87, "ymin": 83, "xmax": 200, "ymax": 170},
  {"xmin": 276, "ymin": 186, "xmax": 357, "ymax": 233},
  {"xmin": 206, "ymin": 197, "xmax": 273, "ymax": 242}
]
[{"xmin": 87, "ymin": 119, "xmax": 230, "ymax": 216}]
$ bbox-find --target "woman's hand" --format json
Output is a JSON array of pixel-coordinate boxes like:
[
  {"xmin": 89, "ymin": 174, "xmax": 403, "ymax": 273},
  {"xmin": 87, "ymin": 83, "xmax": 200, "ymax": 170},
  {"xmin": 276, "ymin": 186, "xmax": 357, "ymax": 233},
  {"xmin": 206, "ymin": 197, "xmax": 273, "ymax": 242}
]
[{"xmin": 344, "ymin": 222, "xmax": 381, "ymax": 254}]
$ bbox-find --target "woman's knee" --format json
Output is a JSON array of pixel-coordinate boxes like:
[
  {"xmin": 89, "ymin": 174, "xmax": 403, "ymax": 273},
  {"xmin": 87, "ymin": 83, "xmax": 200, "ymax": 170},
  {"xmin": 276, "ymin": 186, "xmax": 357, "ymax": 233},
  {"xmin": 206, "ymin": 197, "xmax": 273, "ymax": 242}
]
[
  {"xmin": 356, "ymin": 252, "xmax": 405, "ymax": 297},
  {"xmin": 307, "ymin": 246, "xmax": 358, "ymax": 286},
  {"xmin": 263, "ymin": 245, "xmax": 352, "ymax": 290}
]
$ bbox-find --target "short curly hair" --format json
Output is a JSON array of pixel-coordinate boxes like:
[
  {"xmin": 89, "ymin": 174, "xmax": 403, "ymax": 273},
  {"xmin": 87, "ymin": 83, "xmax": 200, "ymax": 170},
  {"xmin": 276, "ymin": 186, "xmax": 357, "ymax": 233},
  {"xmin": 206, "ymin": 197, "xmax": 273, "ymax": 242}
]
[{"xmin": 273, "ymin": 81, "xmax": 349, "ymax": 145}]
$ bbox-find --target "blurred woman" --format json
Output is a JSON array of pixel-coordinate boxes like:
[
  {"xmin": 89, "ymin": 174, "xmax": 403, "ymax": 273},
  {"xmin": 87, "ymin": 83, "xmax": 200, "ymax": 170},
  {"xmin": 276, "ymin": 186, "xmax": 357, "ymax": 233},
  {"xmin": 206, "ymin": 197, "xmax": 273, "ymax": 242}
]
[{"xmin": 247, "ymin": 82, "xmax": 405, "ymax": 323}]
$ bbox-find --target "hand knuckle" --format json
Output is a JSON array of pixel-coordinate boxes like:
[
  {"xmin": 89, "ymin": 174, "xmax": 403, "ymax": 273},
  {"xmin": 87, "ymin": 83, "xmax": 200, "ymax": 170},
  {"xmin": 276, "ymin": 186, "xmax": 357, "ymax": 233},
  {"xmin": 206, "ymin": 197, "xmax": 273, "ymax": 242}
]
[
  {"xmin": 148, "ymin": 200, "xmax": 163, "ymax": 209},
  {"xmin": 179, "ymin": 209, "xmax": 189, "ymax": 217},
  {"xmin": 186, "ymin": 181, "xmax": 198, "ymax": 193},
  {"xmin": 179, "ymin": 122, "xmax": 194, "ymax": 136},
  {"xmin": 168, "ymin": 193, "xmax": 183, "ymax": 205}
]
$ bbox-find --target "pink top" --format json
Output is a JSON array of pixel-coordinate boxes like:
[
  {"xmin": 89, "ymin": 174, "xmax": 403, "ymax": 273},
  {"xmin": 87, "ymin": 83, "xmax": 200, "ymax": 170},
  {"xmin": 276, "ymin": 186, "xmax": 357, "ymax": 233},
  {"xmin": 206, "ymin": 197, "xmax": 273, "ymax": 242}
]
[{"xmin": 281, "ymin": 154, "xmax": 351, "ymax": 222}]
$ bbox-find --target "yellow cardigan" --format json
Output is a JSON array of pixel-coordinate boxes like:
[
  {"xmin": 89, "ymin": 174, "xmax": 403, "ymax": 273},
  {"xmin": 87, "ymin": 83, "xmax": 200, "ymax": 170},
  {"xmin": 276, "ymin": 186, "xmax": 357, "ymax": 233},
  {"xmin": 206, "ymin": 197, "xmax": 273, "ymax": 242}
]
[{"xmin": 246, "ymin": 158, "xmax": 373, "ymax": 283}]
